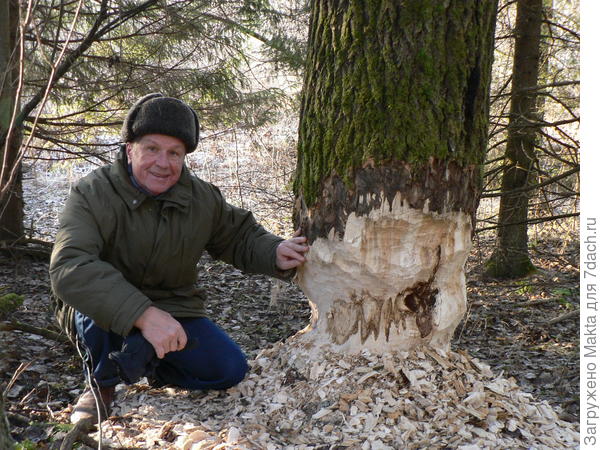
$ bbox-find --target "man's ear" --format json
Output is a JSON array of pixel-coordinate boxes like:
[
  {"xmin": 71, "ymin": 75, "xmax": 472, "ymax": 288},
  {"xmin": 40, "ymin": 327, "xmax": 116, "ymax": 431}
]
[{"xmin": 125, "ymin": 142, "xmax": 133, "ymax": 162}]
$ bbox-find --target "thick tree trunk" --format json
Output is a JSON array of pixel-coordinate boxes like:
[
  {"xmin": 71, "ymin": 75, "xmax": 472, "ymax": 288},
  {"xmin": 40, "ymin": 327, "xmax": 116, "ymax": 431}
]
[
  {"xmin": 485, "ymin": 0, "xmax": 543, "ymax": 278},
  {"xmin": 293, "ymin": 0, "xmax": 497, "ymax": 355},
  {"xmin": 0, "ymin": 0, "xmax": 24, "ymax": 242}
]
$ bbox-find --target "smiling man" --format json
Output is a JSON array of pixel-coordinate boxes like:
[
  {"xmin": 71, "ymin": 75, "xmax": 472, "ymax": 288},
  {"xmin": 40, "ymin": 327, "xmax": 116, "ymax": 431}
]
[
  {"xmin": 49, "ymin": 93, "xmax": 308, "ymax": 425},
  {"xmin": 127, "ymin": 134, "xmax": 186, "ymax": 196}
]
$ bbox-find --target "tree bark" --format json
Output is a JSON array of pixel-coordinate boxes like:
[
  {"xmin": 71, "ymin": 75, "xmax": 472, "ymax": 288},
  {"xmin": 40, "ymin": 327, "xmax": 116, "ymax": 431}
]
[
  {"xmin": 0, "ymin": 392, "xmax": 13, "ymax": 449},
  {"xmin": 0, "ymin": 1, "xmax": 15, "ymax": 436},
  {"xmin": 485, "ymin": 0, "xmax": 543, "ymax": 278},
  {"xmin": 293, "ymin": 0, "xmax": 497, "ymax": 356},
  {"xmin": 0, "ymin": 0, "xmax": 23, "ymax": 241}
]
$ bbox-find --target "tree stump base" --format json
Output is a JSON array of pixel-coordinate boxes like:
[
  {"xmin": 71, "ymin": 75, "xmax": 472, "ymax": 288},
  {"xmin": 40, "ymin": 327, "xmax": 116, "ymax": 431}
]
[{"xmin": 296, "ymin": 196, "xmax": 473, "ymax": 356}]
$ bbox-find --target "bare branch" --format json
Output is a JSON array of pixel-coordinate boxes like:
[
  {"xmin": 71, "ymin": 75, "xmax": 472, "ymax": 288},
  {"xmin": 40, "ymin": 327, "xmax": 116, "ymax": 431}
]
[
  {"xmin": 481, "ymin": 166, "xmax": 579, "ymax": 198},
  {"xmin": 475, "ymin": 212, "xmax": 579, "ymax": 233},
  {"xmin": 0, "ymin": 320, "xmax": 69, "ymax": 343},
  {"xmin": 544, "ymin": 309, "xmax": 579, "ymax": 326}
]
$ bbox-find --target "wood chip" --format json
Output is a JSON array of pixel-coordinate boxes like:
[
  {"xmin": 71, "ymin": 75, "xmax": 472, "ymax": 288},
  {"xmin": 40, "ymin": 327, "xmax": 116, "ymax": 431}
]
[{"xmin": 98, "ymin": 341, "xmax": 579, "ymax": 449}]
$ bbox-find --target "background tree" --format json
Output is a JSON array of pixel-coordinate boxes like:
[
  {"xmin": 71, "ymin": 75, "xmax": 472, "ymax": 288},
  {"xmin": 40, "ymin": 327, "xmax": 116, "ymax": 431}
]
[
  {"xmin": 0, "ymin": 0, "xmax": 306, "ymax": 243},
  {"xmin": 0, "ymin": 391, "xmax": 12, "ymax": 449},
  {"xmin": 0, "ymin": 0, "xmax": 22, "ymax": 241},
  {"xmin": 484, "ymin": 0, "xmax": 543, "ymax": 278},
  {"xmin": 293, "ymin": 0, "xmax": 497, "ymax": 355},
  {"xmin": 479, "ymin": 0, "xmax": 579, "ymax": 276}
]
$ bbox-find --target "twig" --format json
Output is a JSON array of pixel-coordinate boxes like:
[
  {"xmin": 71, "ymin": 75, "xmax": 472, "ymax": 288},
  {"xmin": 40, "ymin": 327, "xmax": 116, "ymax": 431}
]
[
  {"xmin": 0, "ymin": 239, "xmax": 52, "ymax": 259},
  {"xmin": 60, "ymin": 420, "xmax": 92, "ymax": 450},
  {"xmin": 3, "ymin": 362, "xmax": 31, "ymax": 399},
  {"xmin": 475, "ymin": 212, "xmax": 580, "ymax": 233},
  {"xmin": 513, "ymin": 298, "xmax": 557, "ymax": 308},
  {"xmin": 7, "ymin": 411, "xmax": 30, "ymax": 426},
  {"xmin": 545, "ymin": 309, "xmax": 579, "ymax": 325},
  {"xmin": 0, "ymin": 321, "xmax": 69, "ymax": 343},
  {"xmin": 480, "ymin": 166, "xmax": 580, "ymax": 198},
  {"xmin": 79, "ymin": 433, "xmax": 120, "ymax": 449},
  {"xmin": 60, "ymin": 421, "xmax": 134, "ymax": 450}
]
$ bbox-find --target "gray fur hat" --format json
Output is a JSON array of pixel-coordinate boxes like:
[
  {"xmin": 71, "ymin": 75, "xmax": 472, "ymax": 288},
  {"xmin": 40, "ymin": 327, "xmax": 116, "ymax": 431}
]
[{"xmin": 121, "ymin": 93, "xmax": 200, "ymax": 153}]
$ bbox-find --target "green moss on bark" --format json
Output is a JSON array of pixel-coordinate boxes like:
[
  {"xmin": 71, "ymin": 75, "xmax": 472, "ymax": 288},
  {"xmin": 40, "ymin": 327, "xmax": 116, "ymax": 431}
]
[
  {"xmin": 485, "ymin": 253, "xmax": 537, "ymax": 279},
  {"xmin": 295, "ymin": 0, "xmax": 497, "ymax": 207}
]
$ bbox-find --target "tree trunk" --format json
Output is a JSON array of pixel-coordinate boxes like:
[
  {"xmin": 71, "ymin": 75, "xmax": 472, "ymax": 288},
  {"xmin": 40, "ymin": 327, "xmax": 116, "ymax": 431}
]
[
  {"xmin": 0, "ymin": 392, "xmax": 13, "ymax": 449},
  {"xmin": 0, "ymin": 0, "xmax": 24, "ymax": 242},
  {"xmin": 485, "ymin": 0, "xmax": 543, "ymax": 278},
  {"xmin": 293, "ymin": 0, "xmax": 497, "ymax": 356}
]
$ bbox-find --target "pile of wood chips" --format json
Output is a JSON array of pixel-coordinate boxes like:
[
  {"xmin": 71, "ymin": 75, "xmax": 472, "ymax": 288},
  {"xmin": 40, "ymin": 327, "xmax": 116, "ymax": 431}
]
[{"xmin": 99, "ymin": 339, "xmax": 579, "ymax": 449}]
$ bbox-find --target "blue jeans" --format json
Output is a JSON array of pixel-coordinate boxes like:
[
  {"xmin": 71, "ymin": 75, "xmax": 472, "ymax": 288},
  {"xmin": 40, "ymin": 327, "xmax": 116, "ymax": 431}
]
[{"xmin": 74, "ymin": 312, "xmax": 249, "ymax": 390}]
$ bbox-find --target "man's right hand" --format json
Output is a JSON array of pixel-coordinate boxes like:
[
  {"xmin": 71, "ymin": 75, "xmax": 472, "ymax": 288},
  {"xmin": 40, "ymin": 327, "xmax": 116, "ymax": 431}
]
[{"xmin": 133, "ymin": 306, "xmax": 187, "ymax": 358}]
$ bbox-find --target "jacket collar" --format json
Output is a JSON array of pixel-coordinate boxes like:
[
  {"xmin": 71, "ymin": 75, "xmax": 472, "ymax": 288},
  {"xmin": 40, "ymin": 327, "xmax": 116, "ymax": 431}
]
[{"xmin": 111, "ymin": 150, "xmax": 192, "ymax": 212}]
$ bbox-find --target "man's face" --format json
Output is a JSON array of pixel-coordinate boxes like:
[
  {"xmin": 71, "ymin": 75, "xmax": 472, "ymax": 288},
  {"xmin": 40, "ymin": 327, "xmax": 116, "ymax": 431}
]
[{"xmin": 126, "ymin": 134, "xmax": 186, "ymax": 195}]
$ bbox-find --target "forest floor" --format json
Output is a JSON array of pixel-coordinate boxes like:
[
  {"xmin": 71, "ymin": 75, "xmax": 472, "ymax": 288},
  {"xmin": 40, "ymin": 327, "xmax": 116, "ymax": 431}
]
[
  {"xmin": 0, "ymin": 172, "xmax": 580, "ymax": 448},
  {"xmin": 0, "ymin": 231, "xmax": 580, "ymax": 448}
]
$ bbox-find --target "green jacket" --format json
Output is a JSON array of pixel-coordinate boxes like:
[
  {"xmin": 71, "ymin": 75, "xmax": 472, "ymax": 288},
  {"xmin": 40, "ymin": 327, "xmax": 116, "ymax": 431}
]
[{"xmin": 50, "ymin": 152, "xmax": 287, "ymax": 339}]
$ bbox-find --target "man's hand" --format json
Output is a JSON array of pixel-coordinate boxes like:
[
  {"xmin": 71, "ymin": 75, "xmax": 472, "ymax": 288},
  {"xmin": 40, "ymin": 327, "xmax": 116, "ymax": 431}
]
[
  {"xmin": 133, "ymin": 306, "xmax": 187, "ymax": 358},
  {"xmin": 276, "ymin": 229, "xmax": 309, "ymax": 271}
]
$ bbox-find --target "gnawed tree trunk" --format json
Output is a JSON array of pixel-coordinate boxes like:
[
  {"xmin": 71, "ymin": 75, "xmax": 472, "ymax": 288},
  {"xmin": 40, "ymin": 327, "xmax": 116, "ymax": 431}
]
[
  {"xmin": 293, "ymin": 0, "xmax": 497, "ymax": 355},
  {"xmin": 485, "ymin": 0, "xmax": 543, "ymax": 278},
  {"xmin": 0, "ymin": 0, "xmax": 23, "ymax": 242}
]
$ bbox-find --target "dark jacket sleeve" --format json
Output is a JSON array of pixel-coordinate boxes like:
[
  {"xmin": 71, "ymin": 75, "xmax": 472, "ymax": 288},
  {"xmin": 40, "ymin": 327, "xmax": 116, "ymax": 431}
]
[
  {"xmin": 49, "ymin": 184, "xmax": 152, "ymax": 336},
  {"xmin": 203, "ymin": 186, "xmax": 292, "ymax": 280}
]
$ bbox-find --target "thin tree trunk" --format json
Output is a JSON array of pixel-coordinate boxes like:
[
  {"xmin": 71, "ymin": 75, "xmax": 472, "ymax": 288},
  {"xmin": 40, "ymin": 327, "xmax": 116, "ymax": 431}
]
[
  {"xmin": 293, "ymin": 0, "xmax": 497, "ymax": 356},
  {"xmin": 0, "ymin": 0, "xmax": 23, "ymax": 241},
  {"xmin": 0, "ymin": 392, "xmax": 13, "ymax": 449},
  {"xmin": 0, "ymin": 0, "xmax": 159, "ymax": 242},
  {"xmin": 486, "ymin": 0, "xmax": 543, "ymax": 278}
]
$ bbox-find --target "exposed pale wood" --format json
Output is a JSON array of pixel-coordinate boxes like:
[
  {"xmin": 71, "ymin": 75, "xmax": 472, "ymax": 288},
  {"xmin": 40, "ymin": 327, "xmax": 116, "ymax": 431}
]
[
  {"xmin": 296, "ymin": 201, "xmax": 473, "ymax": 355},
  {"xmin": 96, "ymin": 340, "xmax": 579, "ymax": 448}
]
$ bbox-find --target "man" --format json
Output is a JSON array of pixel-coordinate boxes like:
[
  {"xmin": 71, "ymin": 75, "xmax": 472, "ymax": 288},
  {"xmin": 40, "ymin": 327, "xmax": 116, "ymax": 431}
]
[{"xmin": 49, "ymin": 93, "xmax": 308, "ymax": 425}]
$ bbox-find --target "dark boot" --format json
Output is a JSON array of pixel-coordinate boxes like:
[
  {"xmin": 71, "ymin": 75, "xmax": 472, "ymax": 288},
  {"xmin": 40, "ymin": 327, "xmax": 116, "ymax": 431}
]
[{"xmin": 70, "ymin": 385, "xmax": 115, "ymax": 425}]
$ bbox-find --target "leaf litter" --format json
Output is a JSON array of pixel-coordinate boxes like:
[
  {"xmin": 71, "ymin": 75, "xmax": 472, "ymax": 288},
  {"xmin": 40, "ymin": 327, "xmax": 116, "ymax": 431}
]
[
  {"xmin": 0, "ymin": 172, "xmax": 580, "ymax": 448},
  {"xmin": 1, "ymin": 243, "xmax": 580, "ymax": 448},
  {"xmin": 98, "ymin": 341, "xmax": 578, "ymax": 449}
]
